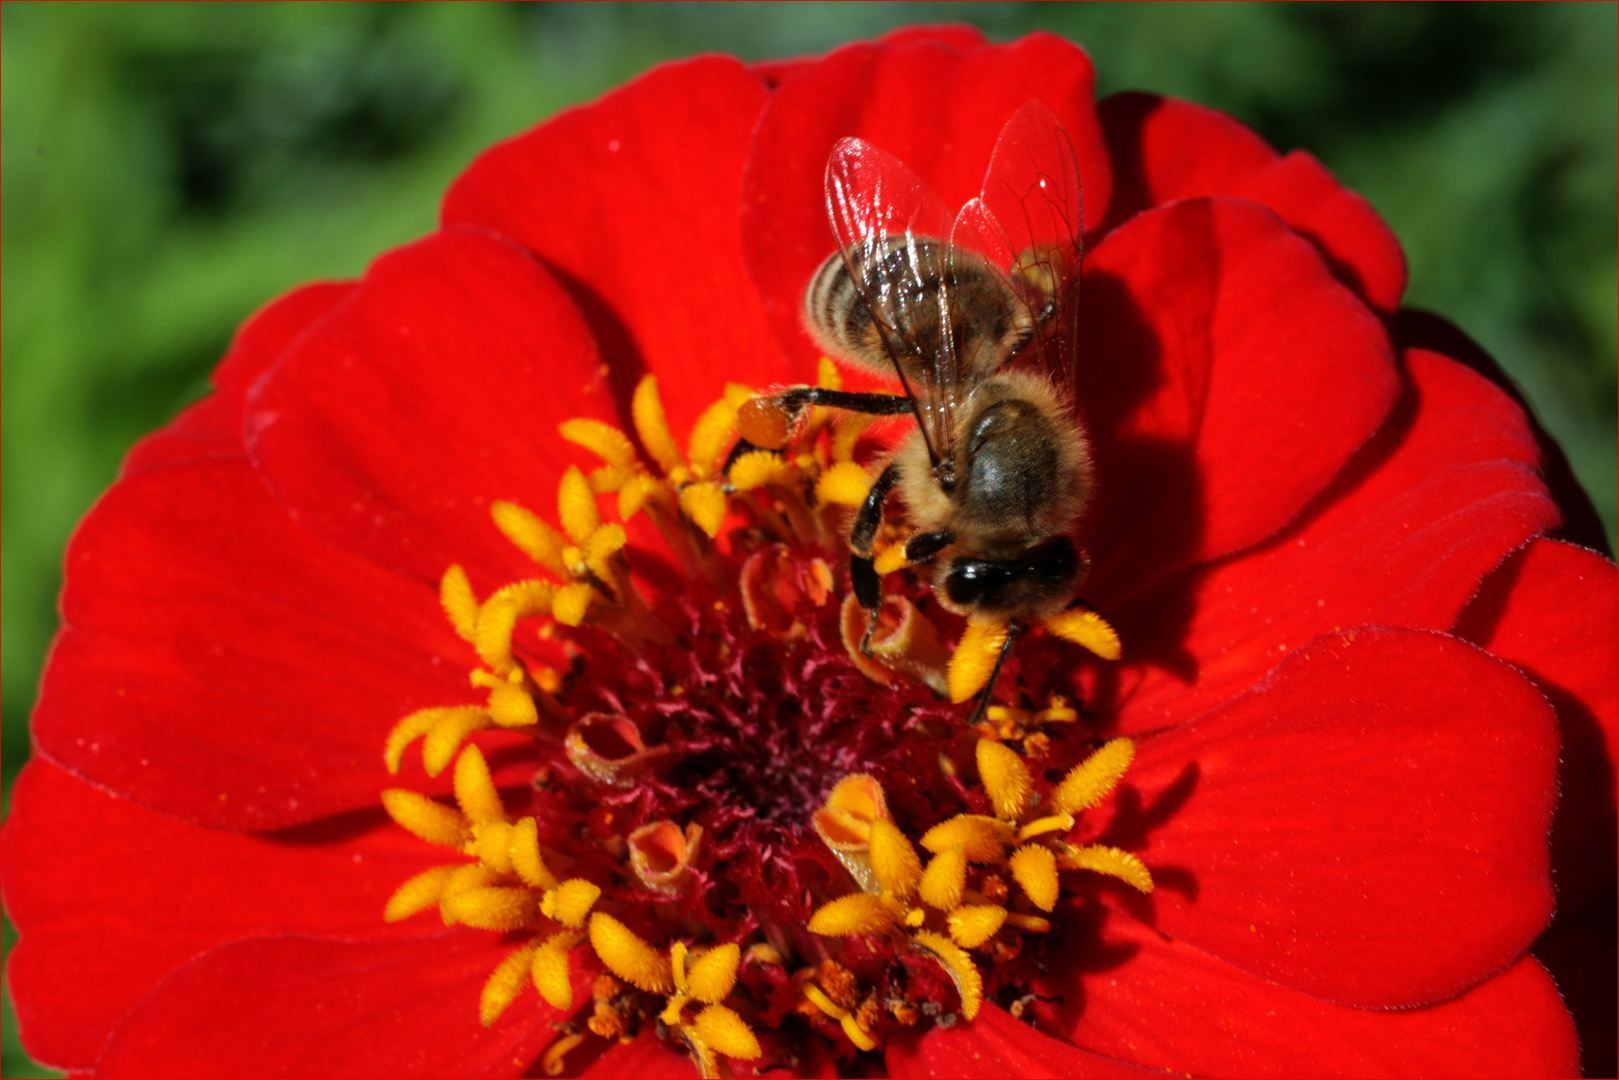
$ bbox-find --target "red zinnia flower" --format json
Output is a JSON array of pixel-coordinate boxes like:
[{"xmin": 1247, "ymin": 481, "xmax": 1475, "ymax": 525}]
[{"xmin": 6, "ymin": 27, "xmax": 1614, "ymax": 1079}]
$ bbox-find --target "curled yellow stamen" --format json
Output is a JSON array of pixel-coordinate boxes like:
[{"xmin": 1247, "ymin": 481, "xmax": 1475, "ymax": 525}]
[
  {"xmin": 947, "ymin": 619, "xmax": 1010, "ymax": 704},
  {"xmin": 976, "ymin": 738, "xmax": 1033, "ymax": 821},
  {"xmin": 588, "ymin": 912, "xmax": 673, "ymax": 994},
  {"xmin": 1043, "ymin": 606, "xmax": 1122, "ymax": 660},
  {"xmin": 1052, "ymin": 738, "xmax": 1136, "ymax": 815}
]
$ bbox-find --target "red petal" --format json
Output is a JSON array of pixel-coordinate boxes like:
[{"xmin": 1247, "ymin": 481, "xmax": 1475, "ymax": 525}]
[
  {"xmin": 1454, "ymin": 539, "xmax": 1617, "ymax": 922},
  {"xmin": 1102, "ymin": 627, "xmax": 1557, "ymax": 1006},
  {"xmin": 122, "ymin": 282, "xmax": 355, "ymax": 473},
  {"xmin": 92, "ymin": 934, "xmax": 574, "ymax": 1078},
  {"xmin": 1099, "ymin": 93, "xmax": 1405, "ymax": 312},
  {"xmin": 579, "ymin": 1033, "xmax": 698, "ymax": 1078},
  {"xmin": 1035, "ymin": 903, "xmax": 1579, "ymax": 1078},
  {"xmin": 750, "ymin": 25, "xmax": 993, "ymax": 92},
  {"xmin": 1108, "ymin": 346, "xmax": 1558, "ymax": 733},
  {"xmin": 885, "ymin": 1002, "xmax": 1169, "ymax": 1078},
  {"xmin": 32, "ymin": 455, "xmax": 472, "ymax": 829},
  {"xmin": 1392, "ymin": 309, "xmax": 1612, "ymax": 555},
  {"xmin": 1078, "ymin": 198, "xmax": 1398, "ymax": 590},
  {"xmin": 246, "ymin": 228, "xmax": 618, "ymax": 586},
  {"xmin": 1533, "ymin": 914, "xmax": 1617, "ymax": 1080},
  {"xmin": 3, "ymin": 761, "xmax": 445, "ymax": 1071},
  {"xmin": 442, "ymin": 56, "xmax": 786, "ymax": 438},
  {"xmin": 742, "ymin": 32, "xmax": 1113, "ymax": 375}
]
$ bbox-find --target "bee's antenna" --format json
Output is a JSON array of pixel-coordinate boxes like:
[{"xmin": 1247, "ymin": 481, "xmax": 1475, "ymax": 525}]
[{"xmin": 967, "ymin": 619, "xmax": 1021, "ymax": 726}]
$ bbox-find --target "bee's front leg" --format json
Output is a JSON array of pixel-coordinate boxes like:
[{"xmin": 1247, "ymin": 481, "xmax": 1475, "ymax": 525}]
[{"xmin": 849, "ymin": 462, "xmax": 900, "ymax": 656}]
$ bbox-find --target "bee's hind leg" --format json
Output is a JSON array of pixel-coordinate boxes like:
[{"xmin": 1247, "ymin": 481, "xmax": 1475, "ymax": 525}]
[
  {"xmin": 849, "ymin": 462, "xmax": 900, "ymax": 656},
  {"xmin": 968, "ymin": 619, "xmax": 1022, "ymax": 726}
]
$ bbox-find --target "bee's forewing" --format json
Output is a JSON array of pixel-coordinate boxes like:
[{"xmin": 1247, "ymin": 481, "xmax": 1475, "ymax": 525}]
[
  {"xmin": 824, "ymin": 137, "xmax": 959, "ymax": 466},
  {"xmin": 974, "ymin": 101, "xmax": 1084, "ymax": 399}
]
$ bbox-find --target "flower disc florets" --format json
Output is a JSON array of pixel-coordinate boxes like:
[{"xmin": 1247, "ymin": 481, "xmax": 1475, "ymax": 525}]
[{"xmin": 380, "ymin": 371, "xmax": 1142, "ymax": 1074}]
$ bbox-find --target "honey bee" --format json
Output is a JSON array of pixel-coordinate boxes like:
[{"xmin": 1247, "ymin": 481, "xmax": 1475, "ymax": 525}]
[{"xmin": 736, "ymin": 102, "xmax": 1093, "ymax": 716}]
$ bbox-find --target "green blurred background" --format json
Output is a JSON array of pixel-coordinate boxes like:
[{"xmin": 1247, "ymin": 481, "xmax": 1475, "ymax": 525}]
[{"xmin": 3, "ymin": 3, "xmax": 1614, "ymax": 1074}]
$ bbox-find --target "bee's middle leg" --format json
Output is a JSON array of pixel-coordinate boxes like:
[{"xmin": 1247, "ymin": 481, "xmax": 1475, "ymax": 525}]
[{"xmin": 850, "ymin": 462, "xmax": 899, "ymax": 656}]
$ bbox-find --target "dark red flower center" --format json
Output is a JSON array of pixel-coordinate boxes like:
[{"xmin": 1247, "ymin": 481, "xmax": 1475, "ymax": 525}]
[{"xmin": 378, "ymin": 373, "xmax": 1146, "ymax": 1076}]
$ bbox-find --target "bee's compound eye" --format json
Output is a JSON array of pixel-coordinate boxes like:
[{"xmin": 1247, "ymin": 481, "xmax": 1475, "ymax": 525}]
[
  {"xmin": 944, "ymin": 560, "xmax": 988, "ymax": 607},
  {"xmin": 737, "ymin": 396, "xmax": 794, "ymax": 450}
]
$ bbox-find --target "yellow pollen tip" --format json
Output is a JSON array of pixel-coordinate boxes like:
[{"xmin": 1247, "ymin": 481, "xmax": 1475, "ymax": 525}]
[
  {"xmin": 491, "ymin": 502, "xmax": 569, "ymax": 576},
  {"xmin": 976, "ymin": 739, "xmax": 1034, "ymax": 821},
  {"xmin": 947, "ymin": 904, "xmax": 1008, "ymax": 949},
  {"xmin": 422, "ymin": 707, "xmax": 492, "ymax": 776},
  {"xmin": 486, "ymin": 682, "xmax": 539, "ymax": 730},
  {"xmin": 686, "ymin": 943, "xmax": 741, "ymax": 1004},
  {"xmin": 727, "ymin": 450, "xmax": 789, "ymax": 492},
  {"xmin": 807, "ymin": 893, "xmax": 900, "ymax": 937},
  {"xmin": 919, "ymin": 843, "xmax": 968, "ymax": 911},
  {"xmin": 473, "ymin": 580, "xmax": 554, "ymax": 675},
  {"xmin": 678, "ymin": 481, "xmax": 728, "ymax": 538},
  {"xmin": 830, "ymin": 411, "xmax": 876, "ymax": 464},
  {"xmin": 384, "ymin": 865, "xmax": 458, "ymax": 922},
  {"xmin": 617, "ymin": 473, "xmax": 662, "ymax": 520},
  {"xmin": 1043, "ymin": 606, "xmax": 1122, "ymax": 660},
  {"xmin": 872, "ymin": 544, "xmax": 911, "ymax": 575},
  {"xmin": 815, "ymin": 460, "xmax": 874, "ymax": 507},
  {"xmin": 583, "ymin": 523, "xmax": 627, "ymax": 582},
  {"xmin": 693, "ymin": 1004, "xmax": 762, "ymax": 1061},
  {"xmin": 452, "ymin": 745, "xmax": 505, "ymax": 825},
  {"xmin": 1018, "ymin": 812, "xmax": 1076, "ymax": 842},
  {"xmin": 1052, "ymin": 738, "xmax": 1136, "ymax": 816},
  {"xmin": 540, "ymin": 878, "xmax": 602, "ymax": 929},
  {"xmin": 1060, "ymin": 843, "xmax": 1156, "ymax": 893},
  {"xmin": 948, "ymin": 619, "xmax": 1010, "ymax": 704},
  {"xmin": 540, "ymin": 1033, "xmax": 585, "ymax": 1077},
  {"xmin": 868, "ymin": 818, "xmax": 922, "ymax": 900},
  {"xmin": 550, "ymin": 582, "xmax": 595, "ymax": 627},
  {"xmin": 532, "ymin": 931, "xmax": 583, "ymax": 1010},
  {"xmin": 1009, "ymin": 844, "xmax": 1061, "ymax": 912},
  {"xmin": 817, "ymin": 356, "xmax": 843, "ymax": 391},
  {"xmin": 443, "ymin": 886, "xmax": 536, "ymax": 931},
  {"xmin": 471, "ymin": 820, "xmax": 516, "ymax": 873},
  {"xmin": 688, "ymin": 394, "xmax": 746, "ymax": 477},
  {"xmin": 387, "ymin": 705, "xmax": 480, "ymax": 775},
  {"xmin": 632, "ymin": 375, "xmax": 685, "ymax": 477},
  {"xmin": 439, "ymin": 565, "xmax": 480, "ymax": 641},
  {"xmin": 559, "ymin": 417, "xmax": 638, "ymax": 468},
  {"xmin": 920, "ymin": 815, "xmax": 1013, "ymax": 863},
  {"xmin": 381, "ymin": 789, "xmax": 468, "ymax": 848},
  {"xmin": 480, "ymin": 943, "xmax": 539, "ymax": 1026},
  {"xmin": 556, "ymin": 466, "xmax": 601, "ymax": 545},
  {"xmin": 910, "ymin": 931, "xmax": 984, "ymax": 1020},
  {"xmin": 509, "ymin": 817, "xmax": 559, "ymax": 890},
  {"xmin": 588, "ymin": 912, "xmax": 674, "ymax": 994}
]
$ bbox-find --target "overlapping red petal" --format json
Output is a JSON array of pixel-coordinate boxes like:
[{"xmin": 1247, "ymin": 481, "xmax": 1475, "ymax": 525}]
[
  {"xmin": 4, "ymin": 761, "xmax": 439, "ymax": 1069},
  {"xmin": 1099, "ymin": 93, "xmax": 1407, "ymax": 313},
  {"xmin": 1106, "ymin": 345, "xmax": 1559, "ymax": 733},
  {"xmin": 7, "ymin": 25, "xmax": 1607, "ymax": 1080},
  {"xmin": 1077, "ymin": 196, "xmax": 1398, "ymax": 589},
  {"xmin": 94, "ymin": 935, "xmax": 575, "ymax": 1079},
  {"xmin": 442, "ymin": 55, "xmax": 788, "ymax": 436},
  {"xmin": 1036, "ymin": 904, "xmax": 1579, "ymax": 1078},
  {"xmin": 30, "ymin": 455, "xmax": 473, "ymax": 829},
  {"xmin": 1102, "ymin": 627, "xmax": 1557, "ymax": 1007},
  {"xmin": 245, "ymin": 228, "xmax": 620, "ymax": 587}
]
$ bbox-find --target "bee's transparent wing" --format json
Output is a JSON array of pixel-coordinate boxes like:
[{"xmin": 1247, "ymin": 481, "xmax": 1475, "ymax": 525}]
[
  {"xmin": 953, "ymin": 101, "xmax": 1084, "ymax": 402},
  {"xmin": 825, "ymin": 137, "xmax": 962, "ymax": 471}
]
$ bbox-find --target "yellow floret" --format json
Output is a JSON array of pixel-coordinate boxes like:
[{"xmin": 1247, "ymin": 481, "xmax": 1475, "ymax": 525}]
[
  {"xmin": 948, "ymin": 619, "xmax": 1010, "ymax": 704},
  {"xmin": 1009, "ymin": 844, "xmax": 1060, "ymax": 912},
  {"xmin": 381, "ymin": 789, "xmax": 468, "ymax": 848},
  {"xmin": 807, "ymin": 892, "xmax": 900, "ymax": 937},
  {"xmin": 1052, "ymin": 738, "xmax": 1135, "ymax": 816},
  {"xmin": 976, "ymin": 738, "xmax": 1033, "ymax": 821},
  {"xmin": 686, "ymin": 942, "xmax": 741, "ymax": 1004},
  {"xmin": 588, "ymin": 912, "xmax": 674, "ymax": 994},
  {"xmin": 480, "ymin": 942, "xmax": 539, "ymax": 1026},
  {"xmin": 1043, "ymin": 606, "xmax": 1122, "ymax": 660},
  {"xmin": 693, "ymin": 1004, "xmax": 762, "ymax": 1060}
]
